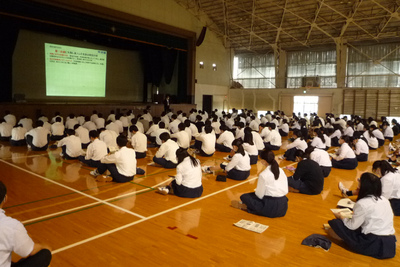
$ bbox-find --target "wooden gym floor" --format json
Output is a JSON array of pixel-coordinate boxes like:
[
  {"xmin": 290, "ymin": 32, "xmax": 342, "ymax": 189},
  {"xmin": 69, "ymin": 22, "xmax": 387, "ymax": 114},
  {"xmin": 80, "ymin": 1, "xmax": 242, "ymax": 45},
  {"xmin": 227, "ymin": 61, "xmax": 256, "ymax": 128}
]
[{"xmin": 0, "ymin": 136, "xmax": 399, "ymax": 266}]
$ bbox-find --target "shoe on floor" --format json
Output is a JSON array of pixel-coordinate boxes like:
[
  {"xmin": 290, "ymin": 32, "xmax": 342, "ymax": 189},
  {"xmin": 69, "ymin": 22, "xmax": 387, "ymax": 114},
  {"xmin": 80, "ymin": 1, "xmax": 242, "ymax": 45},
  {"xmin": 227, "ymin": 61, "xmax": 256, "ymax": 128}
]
[
  {"xmin": 223, "ymin": 156, "xmax": 232, "ymax": 161},
  {"xmin": 231, "ymin": 200, "xmax": 247, "ymax": 210},
  {"xmin": 147, "ymin": 162, "xmax": 156, "ymax": 166},
  {"xmin": 90, "ymin": 169, "xmax": 100, "ymax": 177},
  {"xmin": 338, "ymin": 182, "xmax": 349, "ymax": 198},
  {"xmin": 201, "ymin": 166, "xmax": 213, "ymax": 174},
  {"xmin": 96, "ymin": 175, "xmax": 113, "ymax": 182},
  {"xmin": 156, "ymin": 186, "xmax": 169, "ymax": 195}
]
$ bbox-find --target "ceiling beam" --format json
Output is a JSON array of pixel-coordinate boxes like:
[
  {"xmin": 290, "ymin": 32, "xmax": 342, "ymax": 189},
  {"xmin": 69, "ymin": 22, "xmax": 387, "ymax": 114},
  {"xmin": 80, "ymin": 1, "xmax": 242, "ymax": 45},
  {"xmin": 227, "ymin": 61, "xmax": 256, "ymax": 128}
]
[
  {"xmin": 305, "ymin": 0, "xmax": 324, "ymax": 44},
  {"xmin": 339, "ymin": 0, "xmax": 363, "ymax": 38},
  {"xmin": 275, "ymin": 0, "xmax": 287, "ymax": 44}
]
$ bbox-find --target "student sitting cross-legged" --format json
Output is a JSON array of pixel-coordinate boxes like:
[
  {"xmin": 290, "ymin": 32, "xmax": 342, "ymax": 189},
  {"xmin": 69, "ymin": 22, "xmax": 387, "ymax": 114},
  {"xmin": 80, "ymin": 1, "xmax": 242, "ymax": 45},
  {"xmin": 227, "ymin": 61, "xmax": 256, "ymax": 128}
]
[
  {"xmin": 90, "ymin": 135, "xmax": 143, "ymax": 183},
  {"xmin": 79, "ymin": 130, "xmax": 108, "ymax": 168},
  {"xmin": 149, "ymin": 132, "xmax": 179, "ymax": 169},
  {"xmin": 231, "ymin": 150, "xmax": 288, "ymax": 218},
  {"xmin": 157, "ymin": 148, "xmax": 203, "ymax": 198}
]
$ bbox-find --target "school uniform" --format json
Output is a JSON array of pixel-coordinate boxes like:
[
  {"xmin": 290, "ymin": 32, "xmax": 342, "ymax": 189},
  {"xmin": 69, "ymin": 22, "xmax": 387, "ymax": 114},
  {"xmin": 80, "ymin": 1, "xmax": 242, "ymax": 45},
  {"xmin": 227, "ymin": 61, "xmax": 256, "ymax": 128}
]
[
  {"xmin": 195, "ymin": 133, "xmax": 216, "ymax": 157},
  {"xmin": 75, "ymin": 126, "xmax": 90, "ymax": 149},
  {"xmin": 243, "ymin": 143, "xmax": 258, "ymax": 165},
  {"xmin": 363, "ymin": 131, "xmax": 379, "ymax": 150},
  {"xmin": 65, "ymin": 118, "xmax": 79, "ymax": 130},
  {"xmin": 169, "ymin": 119, "xmax": 180, "ymax": 134},
  {"xmin": 354, "ymin": 139, "xmax": 369, "ymax": 162},
  {"xmin": 211, "ymin": 122, "xmax": 221, "ymax": 135},
  {"xmin": 279, "ymin": 123, "xmax": 289, "ymax": 137},
  {"xmin": 252, "ymin": 131, "xmax": 265, "ymax": 153},
  {"xmin": 310, "ymin": 136, "xmax": 326, "ymax": 149},
  {"xmin": 171, "ymin": 131, "xmax": 191, "ymax": 149},
  {"xmin": 328, "ymin": 196, "xmax": 396, "ymax": 259},
  {"xmin": 99, "ymin": 130, "xmax": 119, "ymax": 152},
  {"xmin": 287, "ymin": 159, "xmax": 324, "ymax": 195},
  {"xmin": 57, "ymin": 135, "xmax": 82, "ymax": 160},
  {"xmin": 171, "ymin": 157, "xmax": 203, "ymax": 198},
  {"xmin": 221, "ymin": 152, "xmax": 251, "ymax": 180},
  {"xmin": 356, "ymin": 123, "xmax": 364, "ymax": 133},
  {"xmin": 18, "ymin": 118, "xmax": 33, "ymax": 131},
  {"xmin": 114, "ymin": 120, "xmax": 124, "ymax": 133},
  {"xmin": 130, "ymin": 131, "xmax": 148, "ymax": 159},
  {"xmin": 381, "ymin": 171, "xmax": 400, "ymax": 216},
  {"xmin": 98, "ymin": 146, "xmax": 137, "ymax": 183},
  {"xmin": 94, "ymin": 117, "xmax": 105, "ymax": 130},
  {"xmin": 310, "ymin": 148, "xmax": 332, "ymax": 177},
  {"xmin": 106, "ymin": 122, "xmax": 120, "ymax": 135},
  {"xmin": 260, "ymin": 127, "xmax": 270, "ymax": 142},
  {"xmin": 10, "ymin": 127, "xmax": 27, "ymax": 146},
  {"xmin": 216, "ymin": 131, "xmax": 234, "ymax": 152},
  {"xmin": 240, "ymin": 166, "xmax": 288, "ymax": 218},
  {"xmin": 154, "ymin": 128, "xmax": 170, "ymax": 146},
  {"xmin": 51, "ymin": 122, "xmax": 65, "ymax": 141},
  {"xmin": 79, "ymin": 138, "xmax": 108, "ymax": 168},
  {"xmin": 372, "ymin": 129, "xmax": 385, "ymax": 147},
  {"xmin": 25, "ymin": 127, "xmax": 50, "ymax": 151},
  {"xmin": 82, "ymin": 121, "xmax": 97, "ymax": 132},
  {"xmin": 332, "ymin": 143, "xmax": 358, "ymax": 170},
  {"xmin": 249, "ymin": 120, "xmax": 259, "ymax": 132},
  {"xmin": 153, "ymin": 139, "xmax": 179, "ymax": 168},
  {"xmin": 384, "ymin": 127, "xmax": 394, "ymax": 141},
  {"xmin": 235, "ymin": 128, "xmax": 244, "ymax": 140},
  {"xmin": 0, "ymin": 122, "xmax": 12, "ymax": 141},
  {"xmin": 343, "ymin": 127, "xmax": 354, "ymax": 137},
  {"xmin": 284, "ymin": 138, "xmax": 307, "ymax": 161},
  {"xmin": 264, "ymin": 130, "xmax": 281, "ymax": 151},
  {"xmin": 4, "ymin": 114, "xmax": 16, "ymax": 126},
  {"xmin": 330, "ymin": 129, "xmax": 342, "ymax": 147},
  {"xmin": 323, "ymin": 134, "xmax": 331, "ymax": 150}
]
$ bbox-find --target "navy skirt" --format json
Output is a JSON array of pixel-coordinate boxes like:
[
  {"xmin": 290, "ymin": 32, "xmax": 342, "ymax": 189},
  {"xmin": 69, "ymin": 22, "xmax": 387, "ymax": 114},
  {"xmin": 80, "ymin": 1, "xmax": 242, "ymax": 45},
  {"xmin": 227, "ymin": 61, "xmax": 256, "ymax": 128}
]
[
  {"xmin": 284, "ymin": 147, "xmax": 297, "ymax": 162},
  {"xmin": 240, "ymin": 193, "xmax": 288, "ymax": 218},
  {"xmin": 356, "ymin": 153, "xmax": 368, "ymax": 162},
  {"xmin": 331, "ymin": 137, "xmax": 339, "ymax": 147},
  {"xmin": 328, "ymin": 219, "xmax": 396, "ymax": 259},
  {"xmin": 321, "ymin": 166, "xmax": 331, "ymax": 178},
  {"xmin": 332, "ymin": 158, "xmax": 358, "ymax": 170},
  {"xmin": 221, "ymin": 163, "xmax": 250, "ymax": 181},
  {"xmin": 390, "ymin": 198, "xmax": 400, "ymax": 216},
  {"xmin": 249, "ymin": 155, "xmax": 258, "ymax": 165},
  {"xmin": 170, "ymin": 180, "xmax": 203, "ymax": 198},
  {"xmin": 377, "ymin": 138, "xmax": 385, "ymax": 147}
]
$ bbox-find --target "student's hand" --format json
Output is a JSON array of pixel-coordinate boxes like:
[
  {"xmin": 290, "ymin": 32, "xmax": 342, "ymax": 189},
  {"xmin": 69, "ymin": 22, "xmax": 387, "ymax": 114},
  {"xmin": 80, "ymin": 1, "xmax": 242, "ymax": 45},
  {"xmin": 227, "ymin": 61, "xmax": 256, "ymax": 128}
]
[{"xmin": 333, "ymin": 212, "xmax": 343, "ymax": 220}]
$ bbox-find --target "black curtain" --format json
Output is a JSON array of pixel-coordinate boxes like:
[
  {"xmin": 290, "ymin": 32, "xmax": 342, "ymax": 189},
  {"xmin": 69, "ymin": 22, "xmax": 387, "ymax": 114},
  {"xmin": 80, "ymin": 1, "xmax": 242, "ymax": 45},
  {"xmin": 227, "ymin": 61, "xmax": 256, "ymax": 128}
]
[
  {"xmin": 177, "ymin": 51, "xmax": 188, "ymax": 104},
  {"xmin": 0, "ymin": 18, "xmax": 19, "ymax": 102},
  {"xmin": 162, "ymin": 49, "xmax": 177, "ymax": 84}
]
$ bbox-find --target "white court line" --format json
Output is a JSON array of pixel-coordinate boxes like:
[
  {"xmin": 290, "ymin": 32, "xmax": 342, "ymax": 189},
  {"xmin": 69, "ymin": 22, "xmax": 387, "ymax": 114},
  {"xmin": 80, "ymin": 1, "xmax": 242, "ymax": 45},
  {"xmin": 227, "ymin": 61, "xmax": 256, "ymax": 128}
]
[
  {"xmin": 52, "ymin": 176, "xmax": 259, "ymax": 254},
  {"xmin": 21, "ymin": 178, "xmax": 174, "ymax": 224},
  {"xmin": 0, "ymin": 159, "xmax": 146, "ymax": 219},
  {"xmin": 1, "ymin": 153, "xmax": 47, "ymax": 161}
]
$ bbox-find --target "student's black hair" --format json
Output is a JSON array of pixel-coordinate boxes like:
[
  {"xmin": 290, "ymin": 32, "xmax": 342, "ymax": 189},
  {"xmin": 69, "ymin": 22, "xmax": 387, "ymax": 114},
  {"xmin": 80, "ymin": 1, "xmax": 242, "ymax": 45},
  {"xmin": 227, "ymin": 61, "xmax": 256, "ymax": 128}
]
[
  {"xmin": 130, "ymin": 125, "xmax": 138, "ymax": 132},
  {"xmin": 237, "ymin": 122, "xmax": 245, "ymax": 129},
  {"xmin": 243, "ymin": 128, "xmax": 254, "ymax": 145},
  {"xmin": 220, "ymin": 125, "xmax": 228, "ymax": 132},
  {"xmin": 196, "ymin": 115, "xmax": 202, "ymax": 121},
  {"xmin": 67, "ymin": 129, "xmax": 75, "ymax": 136},
  {"xmin": 171, "ymin": 114, "xmax": 177, "ymax": 120},
  {"xmin": 269, "ymin": 123, "xmax": 276, "ymax": 130},
  {"xmin": 98, "ymin": 113, "xmax": 103, "ymax": 118},
  {"xmin": 333, "ymin": 123, "xmax": 343, "ymax": 133},
  {"xmin": 204, "ymin": 125, "xmax": 212, "ymax": 134},
  {"xmin": 232, "ymin": 139, "xmax": 245, "ymax": 156},
  {"xmin": 178, "ymin": 123, "xmax": 186, "ymax": 131},
  {"xmin": 364, "ymin": 125, "xmax": 375, "ymax": 138},
  {"xmin": 260, "ymin": 150, "xmax": 280, "ymax": 180},
  {"xmin": 0, "ymin": 181, "xmax": 6, "ymax": 204},
  {"xmin": 205, "ymin": 120, "xmax": 212, "ymax": 127},
  {"xmin": 158, "ymin": 122, "xmax": 166, "ymax": 129},
  {"xmin": 370, "ymin": 125, "xmax": 378, "ymax": 130},
  {"xmin": 293, "ymin": 130, "xmax": 304, "ymax": 140},
  {"xmin": 294, "ymin": 149, "xmax": 304, "ymax": 159},
  {"xmin": 116, "ymin": 135, "xmax": 128, "ymax": 147},
  {"xmin": 73, "ymin": 124, "xmax": 80, "ymax": 130},
  {"xmin": 184, "ymin": 120, "xmax": 191, "ymax": 128},
  {"xmin": 372, "ymin": 160, "xmax": 397, "ymax": 177},
  {"xmin": 89, "ymin": 130, "xmax": 99, "ymax": 139},
  {"xmin": 55, "ymin": 117, "xmax": 62, "ymax": 122},
  {"xmin": 176, "ymin": 148, "xmax": 199, "ymax": 167},
  {"xmin": 357, "ymin": 172, "xmax": 382, "ymax": 201},
  {"xmin": 36, "ymin": 120, "xmax": 44, "ymax": 127},
  {"xmin": 313, "ymin": 128, "xmax": 325, "ymax": 143},
  {"xmin": 346, "ymin": 120, "xmax": 354, "ymax": 129},
  {"xmin": 159, "ymin": 132, "xmax": 170, "ymax": 142},
  {"xmin": 340, "ymin": 135, "xmax": 352, "ymax": 146}
]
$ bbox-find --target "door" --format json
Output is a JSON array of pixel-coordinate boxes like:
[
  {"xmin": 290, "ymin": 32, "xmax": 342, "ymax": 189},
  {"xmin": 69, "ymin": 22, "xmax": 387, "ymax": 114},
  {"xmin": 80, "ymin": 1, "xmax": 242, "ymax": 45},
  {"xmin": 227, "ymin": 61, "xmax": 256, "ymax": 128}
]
[{"xmin": 202, "ymin": 95, "xmax": 213, "ymax": 114}]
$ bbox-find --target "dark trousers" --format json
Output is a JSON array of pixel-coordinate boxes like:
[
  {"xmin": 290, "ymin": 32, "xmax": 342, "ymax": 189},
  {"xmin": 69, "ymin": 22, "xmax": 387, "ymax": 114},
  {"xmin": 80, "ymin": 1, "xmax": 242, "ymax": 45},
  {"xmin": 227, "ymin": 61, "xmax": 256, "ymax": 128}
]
[
  {"xmin": 153, "ymin": 156, "xmax": 177, "ymax": 169},
  {"xmin": 331, "ymin": 137, "xmax": 339, "ymax": 147},
  {"xmin": 50, "ymin": 135, "xmax": 64, "ymax": 141},
  {"xmin": 249, "ymin": 155, "xmax": 258, "ymax": 165},
  {"xmin": 287, "ymin": 176, "xmax": 318, "ymax": 195},
  {"xmin": 264, "ymin": 142, "xmax": 280, "ymax": 151},
  {"xmin": 279, "ymin": 129, "xmax": 288, "ymax": 137},
  {"xmin": 26, "ymin": 135, "xmax": 49, "ymax": 151},
  {"xmin": 10, "ymin": 139, "xmax": 26, "ymax": 146},
  {"xmin": 215, "ymin": 143, "xmax": 231, "ymax": 152},
  {"xmin": 321, "ymin": 166, "xmax": 331, "ymax": 178},
  {"xmin": 0, "ymin": 136, "xmax": 10, "ymax": 141},
  {"xmin": 136, "ymin": 151, "xmax": 147, "ymax": 159},
  {"xmin": 284, "ymin": 147, "xmax": 297, "ymax": 161},
  {"xmin": 81, "ymin": 142, "xmax": 90, "ymax": 149},
  {"xmin": 11, "ymin": 249, "xmax": 52, "ymax": 267},
  {"xmin": 98, "ymin": 163, "xmax": 134, "ymax": 183},
  {"xmin": 385, "ymin": 137, "xmax": 393, "ymax": 141},
  {"xmin": 377, "ymin": 138, "xmax": 385, "ymax": 147},
  {"xmin": 61, "ymin": 145, "xmax": 78, "ymax": 160},
  {"xmin": 78, "ymin": 156, "xmax": 102, "ymax": 168}
]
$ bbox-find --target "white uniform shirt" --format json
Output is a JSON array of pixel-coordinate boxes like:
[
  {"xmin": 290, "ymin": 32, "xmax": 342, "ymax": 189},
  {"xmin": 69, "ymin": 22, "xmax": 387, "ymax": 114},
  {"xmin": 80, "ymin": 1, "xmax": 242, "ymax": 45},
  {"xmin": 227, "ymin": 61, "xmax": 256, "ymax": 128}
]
[
  {"xmin": 310, "ymin": 148, "xmax": 332, "ymax": 167},
  {"xmin": 268, "ymin": 130, "xmax": 282, "ymax": 147},
  {"xmin": 354, "ymin": 139, "xmax": 369, "ymax": 155},
  {"xmin": 65, "ymin": 118, "xmax": 78, "ymax": 130},
  {"xmin": 154, "ymin": 128, "xmax": 170, "ymax": 146},
  {"xmin": 336, "ymin": 142, "xmax": 356, "ymax": 160},
  {"xmin": 216, "ymin": 131, "xmax": 234, "ymax": 149},
  {"xmin": 130, "ymin": 131, "xmax": 147, "ymax": 153},
  {"xmin": 343, "ymin": 196, "xmax": 394, "ymax": 235},
  {"xmin": 120, "ymin": 116, "xmax": 129, "ymax": 128},
  {"xmin": 26, "ymin": 127, "xmax": 50, "ymax": 147},
  {"xmin": 225, "ymin": 152, "xmax": 251, "ymax": 172},
  {"xmin": 249, "ymin": 120, "xmax": 259, "ymax": 132},
  {"xmin": 363, "ymin": 131, "xmax": 378, "ymax": 149},
  {"xmin": 82, "ymin": 121, "xmax": 97, "ymax": 132},
  {"xmin": 11, "ymin": 127, "xmax": 27, "ymax": 141},
  {"xmin": 252, "ymin": 132, "xmax": 265, "ymax": 151},
  {"xmin": 384, "ymin": 127, "xmax": 394, "ymax": 138},
  {"xmin": 356, "ymin": 123, "xmax": 364, "ymax": 131},
  {"xmin": 255, "ymin": 166, "xmax": 288, "ymax": 199},
  {"xmin": 90, "ymin": 114, "xmax": 98, "ymax": 122},
  {"xmin": 94, "ymin": 118, "xmax": 105, "ymax": 129},
  {"xmin": 114, "ymin": 120, "xmax": 123, "ymax": 133},
  {"xmin": 189, "ymin": 124, "xmax": 198, "ymax": 136},
  {"xmin": 107, "ymin": 114, "xmax": 116, "ymax": 122},
  {"xmin": 4, "ymin": 114, "xmax": 16, "ymax": 126},
  {"xmin": 343, "ymin": 127, "xmax": 354, "ymax": 137},
  {"xmin": 211, "ymin": 121, "xmax": 221, "ymax": 134},
  {"xmin": 0, "ymin": 210, "xmax": 34, "ymax": 267},
  {"xmin": 235, "ymin": 128, "xmax": 244, "ymax": 140},
  {"xmin": 75, "ymin": 126, "xmax": 90, "ymax": 144},
  {"xmin": 196, "ymin": 133, "xmax": 216, "ymax": 155},
  {"xmin": 155, "ymin": 139, "xmax": 179, "ymax": 163},
  {"xmin": 106, "ymin": 122, "xmax": 120, "ymax": 135},
  {"xmin": 18, "ymin": 118, "xmax": 33, "ymax": 131},
  {"xmin": 146, "ymin": 124, "xmax": 159, "ymax": 136},
  {"xmin": 77, "ymin": 116, "xmax": 85, "ymax": 125},
  {"xmin": 260, "ymin": 127, "xmax": 270, "ymax": 142},
  {"xmin": 51, "ymin": 122, "xmax": 65, "ymax": 136},
  {"xmin": 310, "ymin": 137, "xmax": 325, "ymax": 149},
  {"xmin": 0, "ymin": 122, "xmax": 12, "ymax": 137},
  {"xmin": 243, "ymin": 143, "xmax": 258, "ymax": 156},
  {"xmin": 51, "ymin": 115, "xmax": 64, "ymax": 124},
  {"xmin": 171, "ymin": 131, "xmax": 191, "ymax": 149},
  {"xmin": 85, "ymin": 139, "xmax": 108, "ymax": 161},
  {"xmin": 58, "ymin": 135, "xmax": 82, "ymax": 157},
  {"xmin": 323, "ymin": 134, "xmax": 331, "ymax": 147},
  {"xmin": 99, "ymin": 130, "xmax": 118, "ymax": 150},
  {"xmin": 142, "ymin": 113, "xmax": 152, "ymax": 122},
  {"xmin": 286, "ymin": 138, "xmax": 308, "ymax": 152},
  {"xmin": 175, "ymin": 157, "xmax": 202, "ymax": 188},
  {"xmin": 101, "ymin": 146, "xmax": 137, "ymax": 177},
  {"xmin": 169, "ymin": 120, "xmax": 180, "ymax": 134},
  {"xmin": 372, "ymin": 129, "xmax": 384, "ymax": 140},
  {"xmin": 279, "ymin": 123, "xmax": 289, "ymax": 134},
  {"xmin": 381, "ymin": 171, "xmax": 400, "ymax": 200}
]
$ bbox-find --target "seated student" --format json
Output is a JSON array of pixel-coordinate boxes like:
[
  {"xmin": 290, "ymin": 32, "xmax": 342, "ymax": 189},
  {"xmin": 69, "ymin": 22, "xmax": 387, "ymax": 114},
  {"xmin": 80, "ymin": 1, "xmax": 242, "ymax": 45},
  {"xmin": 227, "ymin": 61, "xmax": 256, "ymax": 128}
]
[
  {"xmin": 194, "ymin": 125, "xmax": 216, "ymax": 157},
  {"xmin": 242, "ymin": 128, "xmax": 258, "ymax": 165},
  {"xmin": 0, "ymin": 181, "xmax": 52, "ymax": 266},
  {"xmin": 215, "ymin": 125, "xmax": 234, "ymax": 152},
  {"xmin": 129, "ymin": 125, "xmax": 147, "ymax": 159},
  {"xmin": 203, "ymin": 139, "xmax": 250, "ymax": 181},
  {"xmin": 343, "ymin": 121, "xmax": 354, "ymax": 137},
  {"xmin": 307, "ymin": 146, "xmax": 332, "ymax": 178},
  {"xmin": 0, "ymin": 119, "xmax": 12, "ymax": 141},
  {"xmin": 79, "ymin": 130, "xmax": 108, "ymax": 168},
  {"xmin": 391, "ymin": 119, "xmax": 399, "ymax": 136},
  {"xmin": 287, "ymin": 150, "xmax": 324, "ymax": 195},
  {"xmin": 99, "ymin": 128, "xmax": 119, "ymax": 152},
  {"xmin": 82, "ymin": 116, "xmax": 97, "ymax": 132},
  {"xmin": 329, "ymin": 124, "xmax": 342, "ymax": 147},
  {"xmin": 280, "ymin": 130, "xmax": 307, "ymax": 161},
  {"xmin": 105, "ymin": 120, "xmax": 120, "ymax": 135},
  {"xmin": 310, "ymin": 128, "xmax": 326, "ymax": 149},
  {"xmin": 320, "ymin": 127, "xmax": 331, "ymax": 150},
  {"xmin": 352, "ymin": 132, "xmax": 369, "ymax": 162},
  {"xmin": 94, "ymin": 113, "xmax": 105, "ymax": 130},
  {"xmin": 50, "ymin": 117, "xmax": 65, "ymax": 141},
  {"xmin": 278, "ymin": 119, "xmax": 289, "ymax": 137},
  {"xmin": 232, "ymin": 150, "xmax": 288, "ymax": 218},
  {"xmin": 264, "ymin": 123, "xmax": 281, "ymax": 151},
  {"xmin": 157, "ymin": 148, "xmax": 203, "ymax": 198},
  {"xmin": 235, "ymin": 121, "xmax": 245, "ymax": 140},
  {"xmin": 4, "ymin": 110, "xmax": 16, "ymax": 126},
  {"xmin": 74, "ymin": 124, "xmax": 90, "ymax": 149},
  {"xmin": 251, "ymin": 129, "xmax": 265, "ymax": 154},
  {"xmin": 185, "ymin": 119, "xmax": 198, "ymax": 139},
  {"xmin": 150, "ymin": 132, "xmax": 179, "ymax": 169},
  {"xmin": 171, "ymin": 123, "xmax": 191, "ymax": 149},
  {"xmin": 57, "ymin": 129, "xmax": 82, "ymax": 160},
  {"xmin": 18, "ymin": 116, "xmax": 33, "ymax": 131},
  {"xmin": 10, "ymin": 124, "xmax": 27, "ymax": 146},
  {"xmin": 329, "ymin": 173, "xmax": 396, "ymax": 259},
  {"xmin": 65, "ymin": 114, "xmax": 78, "ymax": 130},
  {"xmin": 90, "ymin": 135, "xmax": 141, "ymax": 183},
  {"xmin": 382, "ymin": 121, "xmax": 394, "ymax": 141},
  {"xmin": 146, "ymin": 117, "xmax": 161, "ymax": 144},
  {"xmin": 25, "ymin": 121, "xmax": 50, "ymax": 151},
  {"xmin": 154, "ymin": 122, "xmax": 169, "ymax": 147},
  {"xmin": 331, "ymin": 136, "xmax": 358, "ymax": 170},
  {"xmin": 363, "ymin": 126, "xmax": 379, "ymax": 150},
  {"xmin": 370, "ymin": 125, "xmax": 385, "ymax": 147}
]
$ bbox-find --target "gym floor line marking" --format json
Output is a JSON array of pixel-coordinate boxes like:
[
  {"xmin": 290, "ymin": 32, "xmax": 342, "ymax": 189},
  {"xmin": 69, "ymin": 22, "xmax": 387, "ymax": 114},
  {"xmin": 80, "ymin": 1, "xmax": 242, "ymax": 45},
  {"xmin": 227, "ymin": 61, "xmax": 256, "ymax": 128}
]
[
  {"xmin": 52, "ymin": 176, "xmax": 259, "ymax": 254},
  {"xmin": 0, "ymin": 159, "xmax": 146, "ymax": 219}
]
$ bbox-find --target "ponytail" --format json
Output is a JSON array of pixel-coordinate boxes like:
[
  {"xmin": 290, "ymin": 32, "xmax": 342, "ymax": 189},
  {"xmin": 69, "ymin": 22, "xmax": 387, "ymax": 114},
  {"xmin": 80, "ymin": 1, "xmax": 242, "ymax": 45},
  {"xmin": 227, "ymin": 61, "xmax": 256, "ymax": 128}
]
[{"xmin": 260, "ymin": 150, "xmax": 280, "ymax": 180}]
